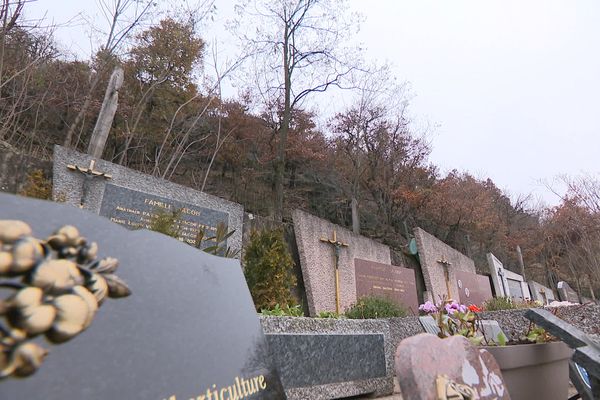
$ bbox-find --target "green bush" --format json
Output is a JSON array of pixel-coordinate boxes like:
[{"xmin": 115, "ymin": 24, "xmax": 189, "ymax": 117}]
[
  {"xmin": 317, "ymin": 310, "xmax": 341, "ymax": 319},
  {"xmin": 259, "ymin": 304, "xmax": 303, "ymax": 317},
  {"xmin": 345, "ymin": 296, "xmax": 407, "ymax": 319},
  {"xmin": 483, "ymin": 296, "xmax": 541, "ymax": 311},
  {"xmin": 19, "ymin": 169, "xmax": 52, "ymax": 199},
  {"xmin": 243, "ymin": 228, "xmax": 297, "ymax": 312}
]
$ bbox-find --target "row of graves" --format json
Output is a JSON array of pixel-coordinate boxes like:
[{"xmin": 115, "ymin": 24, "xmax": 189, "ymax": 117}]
[{"xmin": 1, "ymin": 144, "xmax": 598, "ymax": 399}]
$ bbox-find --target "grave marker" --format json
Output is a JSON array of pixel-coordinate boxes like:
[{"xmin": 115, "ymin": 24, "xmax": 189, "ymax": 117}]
[
  {"xmin": 487, "ymin": 252, "xmax": 531, "ymax": 300},
  {"xmin": 53, "ymin": 145, "xmax": 243, "ymax": 255},
  {"xmin": 528, "ymin": 280, "xmax": 556, "ymax": 305},
  {"xmin": 557, "ymin": 281, "xmax": 580, "ymax": 303},
  {"xmin": 292, "ymin": 210, "xmax": 392, "ymax": 316},
  {"xmin": 354, "ymin": 258, "xmax": 419, "ymax": 313},
  {"xmin": 413, "ymin": 227, "xmax": 477, "ymax": 303},
  {"xmin": 0, "ymin": 193, "xmax": 285, "ymax": 399},
  {"xmin": 455, "ymin": 270, "xmax": 493, "ymax": 306}
]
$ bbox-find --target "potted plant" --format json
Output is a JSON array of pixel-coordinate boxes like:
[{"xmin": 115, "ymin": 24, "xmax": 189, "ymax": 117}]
[{"xmin": 418, "ymin": 299, "xmax": 573, "ymax": 400}]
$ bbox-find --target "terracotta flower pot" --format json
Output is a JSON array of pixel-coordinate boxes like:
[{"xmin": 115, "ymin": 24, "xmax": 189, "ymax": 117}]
[{"xmin": 483, "ymin": 341, "xmax": 573, "ymax": 400}]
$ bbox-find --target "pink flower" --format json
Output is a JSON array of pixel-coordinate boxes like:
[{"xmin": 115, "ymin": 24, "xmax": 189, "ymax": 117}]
[
  {"xmin": 444, "ymin": 301, "xmax": 467, "ymax": 315},
  {"xmin": 418, "ymin": 301, "xmax": 438, "ymax": 314}
]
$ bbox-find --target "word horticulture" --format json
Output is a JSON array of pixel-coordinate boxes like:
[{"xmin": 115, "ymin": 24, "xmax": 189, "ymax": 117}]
[{"xmin": 163, "ymin": 375, "xmax": 267, "ymax": 400}]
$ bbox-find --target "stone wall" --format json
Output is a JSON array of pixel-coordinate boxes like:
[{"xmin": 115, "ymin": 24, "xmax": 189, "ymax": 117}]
[
  {"xmin": 293, "ymin": 209, "xmax": 391, "ymax": 316},
  {"xmin": 414, "ymin": 227, "xmax": 477, "ymax": 303}
]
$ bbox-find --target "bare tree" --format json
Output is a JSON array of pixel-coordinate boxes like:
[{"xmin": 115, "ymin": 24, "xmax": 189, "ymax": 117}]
[
  {"xmin": 232, "ymin": 0, "xmax": 363, "ymax": 221},
  {"xmin": 63, "ymin": 0, "xmax": 154, "ymax": 148}
]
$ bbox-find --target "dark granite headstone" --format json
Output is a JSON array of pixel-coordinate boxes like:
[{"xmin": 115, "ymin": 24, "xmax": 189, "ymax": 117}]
[
  {"xmin": 0, "ymin": 193, "xmax": 285, "ymax": 400},
  {"xmin": 455, "ymin": 270, "xmax": 493, "ymax": 306},
  {"xmin": 354, "ymin": 258, "xmax": 419, "ymax": 313},
  {"xmin": 266, "ymin": 333, "xmax": 386, "ymax": 388}
]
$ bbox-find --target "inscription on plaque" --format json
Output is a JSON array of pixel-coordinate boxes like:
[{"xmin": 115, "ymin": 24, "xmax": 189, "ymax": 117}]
[
  {"xmin": 455, "ymin": 270, "xmax": 493, "ymax": 306},
  {"xmin": 99, "ymin": 184, "xmax": 229, "ymax": 247},
  {"xmin": 507, "ymin": 278, "xmax": 525, "ymax": 300},
  {"xmin": 354, "ymin": 258, "xmax": 419, "ymax": 313}
]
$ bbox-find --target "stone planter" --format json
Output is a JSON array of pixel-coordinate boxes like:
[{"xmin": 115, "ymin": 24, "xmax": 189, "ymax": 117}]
[{"xmin": 483, "ymin": 341, "xmax": 573, "ymax": 400}]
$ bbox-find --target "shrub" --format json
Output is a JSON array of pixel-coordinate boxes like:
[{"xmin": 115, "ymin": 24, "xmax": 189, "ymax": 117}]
[
  {"xmin": 483, "ymin": 296, "xmax": 542, "ymax": 311},
  {"xmin": 317, "ymin": 311, "xmax": 341, "ymax": 319},
  {"xmin": 345, "ymin": 296, "xmax": 407, "ymax": 319},
  {"xmin": 19, "ymin": 169, "xmax": 51, "ymax": 199},
  {"xmin": 148, "ymin": 209, "xmax": 238, "ymax": 258},
  {"xmin": 243, "ymin": 228, "xmax": 297, "ymax": 311},
  {"xmin": 259, "ymin": 304, "xmax": 303, "ymax": 317}
]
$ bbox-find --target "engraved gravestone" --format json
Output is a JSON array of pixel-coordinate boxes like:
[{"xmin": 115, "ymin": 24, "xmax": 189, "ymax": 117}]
[
  {"xmin": 0, "ymin": 193, "xmax": 285, "ymax": 399},
  {"xmin": 507, "ymin": 278, "xmax": 525, "ymax": 300},
  {"xmin": 557, "ymin": 281, "xmax": 580, "ymax": 303},
  {"xmin": 354, "ymin": 258, "xmax": 419, "ymax": 313},
  {"xmin": 52, "ymin": 145, "xmax": 244, "ymax": 255},
  {"xmin": 455, "ymin": 270, "xmax": 493, "ymax": 306}
]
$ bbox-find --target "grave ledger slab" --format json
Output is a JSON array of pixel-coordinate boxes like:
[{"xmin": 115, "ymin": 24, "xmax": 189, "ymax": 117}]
[
  {"xmin": 0, "ymin": 193, "xmax": 285, "ymax": 400},
  {"xmin": 52, "ymin": 145, "xmax": 244, "ymax": 255}
]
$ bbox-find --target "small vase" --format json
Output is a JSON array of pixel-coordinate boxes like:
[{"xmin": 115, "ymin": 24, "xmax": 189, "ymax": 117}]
[{"xmin": 482, "ymin": 341, "xmax": 573, "ymax": 400}]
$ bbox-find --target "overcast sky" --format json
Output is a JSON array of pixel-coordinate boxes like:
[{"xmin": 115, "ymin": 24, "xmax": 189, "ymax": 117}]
[{"xmin": 26, "ymin": 0, "xmax": 600, "ymax": 206}]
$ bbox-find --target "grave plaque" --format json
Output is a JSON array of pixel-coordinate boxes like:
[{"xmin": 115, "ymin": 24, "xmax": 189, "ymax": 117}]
[
  {"xmin": 0, "ymin": 193, "xmax": 285, "ymax": 400},
  {"xmin": 355, "ymin": 258, "xmax": 419, "ymax": 312},
  {"xmin": 52, "ymin": 145, "xmax": 244, "ymax": 255},
  {"xmin": 99, "ymin": 184, "xmax": 228, "ymax": 248},
  {"xmin": 507, "ymin": 278, "xmax": 525, "ymax": 300},
  {"xmin": 455, "ymin": 270, "xmax": 493, "ymax": 306}
]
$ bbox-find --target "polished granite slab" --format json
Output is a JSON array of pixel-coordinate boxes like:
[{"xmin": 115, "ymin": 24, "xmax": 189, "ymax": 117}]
[{"xmin": 0, "ymin": 193, "xmax": 285, "ymax": 400}]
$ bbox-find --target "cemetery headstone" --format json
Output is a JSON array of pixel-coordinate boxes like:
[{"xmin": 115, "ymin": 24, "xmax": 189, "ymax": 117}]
[
  {"xmin": 413, "ymin": 227, "xmax": 477, "ymax": 303},
  {"xmin": 354, "ymin": 258, "xmax": 419, "ymax": 313},
  {"xmin": 52, "ymin": 145, "xmax": 244, "ymax": 255},
  {"xmin": 487, "ymin": 252, "xmax": 531, "ymax": 300},
  {"xmin": 292, "ymin": 209, "xmax": 392, "ymax": 316},
  {"xmin": 528, "ymin": 280, "xmax": 556, "ymax": 305},
  {"xmin": 395, "ymin": 333, "xmax": 510, "ymax": 400},
  {"xmin": 455, "ymin": 270, "xmax": 493, "ymax": 306},
  {"xmin": 557, "ymin": 281, "xmax": 580, "ymax": 303},
  {"xmin": 0, "ymin": 193, "xmax": 285, "ymax": 399}
]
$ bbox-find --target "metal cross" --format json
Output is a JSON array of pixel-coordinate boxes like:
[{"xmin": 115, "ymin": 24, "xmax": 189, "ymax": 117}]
[
  {"xmin": 437, "ymin": 256, "xmax": 453, "ymax": 300},
  {"xmin": 320, "ymin": 230, "xmax": 349, "ymax": 315},
  {"xmin": 67, "ymin": 159, "xmax": 112, "ymax": 208}
]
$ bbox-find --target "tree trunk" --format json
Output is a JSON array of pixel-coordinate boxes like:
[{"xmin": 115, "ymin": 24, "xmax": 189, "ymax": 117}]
[
  {"xmin": 274, "ymin": 23, "xmax": 291, "ymax": 223},
  {"xmin": 351, "ymin": 196, "xmax": 360, "ymax": 234}
]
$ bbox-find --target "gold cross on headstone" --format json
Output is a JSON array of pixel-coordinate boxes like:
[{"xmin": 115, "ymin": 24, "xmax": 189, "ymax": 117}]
[
  {"xmin": 67, "ymin": 159, "xmax": 112, "ymax": 208},
  {"xmin": 437, "ymin": 256, "xmax": 453, "ymax": 300},
  {"xmin": 320, "ymin": 230, "xmax": 349, "ymax": 315}
]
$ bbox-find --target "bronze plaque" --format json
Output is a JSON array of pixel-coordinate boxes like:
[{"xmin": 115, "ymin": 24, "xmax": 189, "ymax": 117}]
[
  {"xmin": 354, "ymin": 258, "xmax": 419, "ymax": 313},
  {"xmin": 455, "ymin": 270, "xmax": 493, "ymax": 306}
]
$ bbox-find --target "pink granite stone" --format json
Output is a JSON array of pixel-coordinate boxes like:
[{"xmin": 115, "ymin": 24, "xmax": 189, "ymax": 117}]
[{"xmin": 395, "ymin": 333, "xmax": 510, "ymax": 400}]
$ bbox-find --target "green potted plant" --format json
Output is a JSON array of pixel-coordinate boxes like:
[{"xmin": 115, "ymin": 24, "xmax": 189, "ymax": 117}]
[{"xmin": 418, "ymin": 299, "xmax": 572, "ymax": 400}]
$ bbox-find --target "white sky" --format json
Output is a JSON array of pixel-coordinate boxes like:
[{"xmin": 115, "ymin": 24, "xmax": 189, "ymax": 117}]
[{"xmin": 26, "ymin": 0, "xmax": 600, "ymax": 207}]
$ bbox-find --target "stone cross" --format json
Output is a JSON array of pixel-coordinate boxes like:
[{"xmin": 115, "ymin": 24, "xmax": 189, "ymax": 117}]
[
  {"xmin": 87, "ymin": 67, "xmax": 124, "ymax": 159},
  {"xmin": 67, "ymin": 159, "xmax": 112, "ymax": 208},
  {"xmin": 320, "ymin": 230, "xmax": 349, "ymax": 314}
]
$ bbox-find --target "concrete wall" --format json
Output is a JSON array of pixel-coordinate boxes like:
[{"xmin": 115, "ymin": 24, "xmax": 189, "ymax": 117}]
[{"xmin": 414, "ymin": 227, "xmax": 476, "ymax": 303}]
